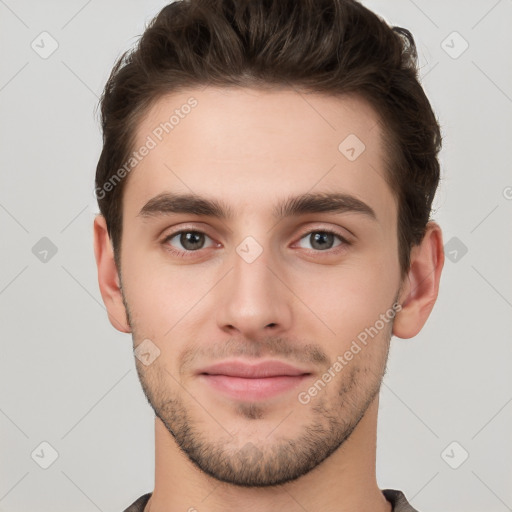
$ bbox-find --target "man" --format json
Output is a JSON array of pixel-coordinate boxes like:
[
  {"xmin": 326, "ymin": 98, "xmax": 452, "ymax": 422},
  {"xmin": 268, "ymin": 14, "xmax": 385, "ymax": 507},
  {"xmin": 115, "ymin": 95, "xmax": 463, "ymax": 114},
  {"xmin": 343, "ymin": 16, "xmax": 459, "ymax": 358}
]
[{"xmin": 93, "ymin": 0, "xmax": 444, "ymax": 511}]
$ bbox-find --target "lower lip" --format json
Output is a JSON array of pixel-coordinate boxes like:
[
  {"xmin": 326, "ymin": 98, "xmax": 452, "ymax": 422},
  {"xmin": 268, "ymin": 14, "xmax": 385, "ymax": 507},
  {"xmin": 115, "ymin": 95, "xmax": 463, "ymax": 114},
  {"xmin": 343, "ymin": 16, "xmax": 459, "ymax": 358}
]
[{"xmin": 199, "ymin": 374, "xmax": 310, "ymax": 401}]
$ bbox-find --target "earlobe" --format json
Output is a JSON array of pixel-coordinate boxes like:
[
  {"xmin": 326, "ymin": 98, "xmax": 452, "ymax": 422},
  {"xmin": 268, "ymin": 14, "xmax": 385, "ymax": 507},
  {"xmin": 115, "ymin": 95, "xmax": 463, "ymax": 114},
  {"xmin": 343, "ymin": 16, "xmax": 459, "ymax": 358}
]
[
  {"xmin": 93, "ymin": 214, "xmax": 131, "ymax": 333},
  {"xmin": 392, "ymin": 221, "xmax": 445, "ymax": 339}
]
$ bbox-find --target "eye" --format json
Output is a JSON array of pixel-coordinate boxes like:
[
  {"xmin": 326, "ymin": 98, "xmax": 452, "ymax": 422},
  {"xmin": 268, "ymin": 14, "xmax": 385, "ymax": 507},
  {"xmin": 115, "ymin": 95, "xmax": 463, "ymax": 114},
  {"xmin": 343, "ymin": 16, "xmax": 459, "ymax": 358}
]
[
  {"xmin": 162, "ymin": 229, "xmax": 217, "ymax": 257},
  {"xmin": 161, "ymin": 227, "xmax": 351, "ymax": 259},
  {"xmin": 295, "ymin": 229, "xmax": 350, "ymax": 252}
]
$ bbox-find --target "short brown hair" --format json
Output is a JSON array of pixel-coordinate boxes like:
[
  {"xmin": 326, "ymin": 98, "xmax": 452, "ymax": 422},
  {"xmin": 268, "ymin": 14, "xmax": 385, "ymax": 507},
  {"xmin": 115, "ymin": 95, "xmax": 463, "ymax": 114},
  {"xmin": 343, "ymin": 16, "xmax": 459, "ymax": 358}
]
[{"xmin": 95, "ymin": 0, "xmax": 442, "ymax": 279}]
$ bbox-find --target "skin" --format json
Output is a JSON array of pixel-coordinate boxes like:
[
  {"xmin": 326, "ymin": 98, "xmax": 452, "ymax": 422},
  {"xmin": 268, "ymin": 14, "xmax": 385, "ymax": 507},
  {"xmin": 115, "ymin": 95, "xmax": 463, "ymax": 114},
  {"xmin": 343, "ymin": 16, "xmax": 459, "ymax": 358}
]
[{"xmin": 93, "ymin": 87, "xmax": 444, "ymax": 512}]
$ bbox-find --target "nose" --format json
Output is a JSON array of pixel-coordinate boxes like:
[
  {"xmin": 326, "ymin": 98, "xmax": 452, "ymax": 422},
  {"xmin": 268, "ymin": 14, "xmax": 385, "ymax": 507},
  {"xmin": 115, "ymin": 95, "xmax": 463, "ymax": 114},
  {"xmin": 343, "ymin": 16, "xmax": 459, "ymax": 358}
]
[{"xmin": 215, "ymin": 242, "xmax": 293, "ymax": 340}]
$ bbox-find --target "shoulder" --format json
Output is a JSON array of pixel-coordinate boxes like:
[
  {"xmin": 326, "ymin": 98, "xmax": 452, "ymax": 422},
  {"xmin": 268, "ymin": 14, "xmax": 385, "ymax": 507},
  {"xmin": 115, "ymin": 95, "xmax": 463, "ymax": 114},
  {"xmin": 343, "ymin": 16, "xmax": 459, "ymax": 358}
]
[
  {"xmin": 122, "ymin": 492, "xmax": 152, "ymax": 512},
  {"xmin": 382, "ymin": 489, "xmax": 420, "ymax": 512}
]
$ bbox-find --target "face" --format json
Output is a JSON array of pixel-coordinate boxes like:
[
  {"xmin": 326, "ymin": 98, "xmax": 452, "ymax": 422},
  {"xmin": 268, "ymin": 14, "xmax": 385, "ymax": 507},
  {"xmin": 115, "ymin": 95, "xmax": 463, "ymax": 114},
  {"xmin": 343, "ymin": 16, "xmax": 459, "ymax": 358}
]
[{"xmin": 118, "ymin": 87, "xmax": 403, "ymax": 486}]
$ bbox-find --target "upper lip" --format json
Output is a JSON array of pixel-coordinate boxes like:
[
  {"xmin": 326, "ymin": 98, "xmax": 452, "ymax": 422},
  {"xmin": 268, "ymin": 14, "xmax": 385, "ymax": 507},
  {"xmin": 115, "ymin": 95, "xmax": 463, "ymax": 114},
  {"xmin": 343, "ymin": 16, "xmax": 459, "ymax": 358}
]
[{"xmin": 198, "ymin": 360, "xmax": 312, "ymax": 378}]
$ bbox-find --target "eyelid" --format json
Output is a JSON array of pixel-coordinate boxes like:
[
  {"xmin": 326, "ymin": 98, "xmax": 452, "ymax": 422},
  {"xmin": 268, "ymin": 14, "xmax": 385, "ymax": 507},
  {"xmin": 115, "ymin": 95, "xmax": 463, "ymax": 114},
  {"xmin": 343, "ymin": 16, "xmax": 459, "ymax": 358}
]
[
  {"xmin": 161, "ymin": 223, "xmax": 352, "ymax": 259},
  {"xmin": 162, "ymin": 223, "xmax": 352, "ymax": 243},
  {"xmin": 294, "ymin": 223, "xmax": 354, "ymax": 245},
  {"xmin": 161, "ymin": 226, "xmax": 218, "ymax": 247}
]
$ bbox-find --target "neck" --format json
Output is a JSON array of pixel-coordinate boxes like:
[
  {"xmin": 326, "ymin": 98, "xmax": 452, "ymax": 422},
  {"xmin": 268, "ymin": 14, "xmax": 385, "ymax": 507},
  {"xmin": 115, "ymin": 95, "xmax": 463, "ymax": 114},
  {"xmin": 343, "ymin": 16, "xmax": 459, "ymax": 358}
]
[{"xmin": 145, "ymin": 397, "xmax": 392, "ymax": 512}]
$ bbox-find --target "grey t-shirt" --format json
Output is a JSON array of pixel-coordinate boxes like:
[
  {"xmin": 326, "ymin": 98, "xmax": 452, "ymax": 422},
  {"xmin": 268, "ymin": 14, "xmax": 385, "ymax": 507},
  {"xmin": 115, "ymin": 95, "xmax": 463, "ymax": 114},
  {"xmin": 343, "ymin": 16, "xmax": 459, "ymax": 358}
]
[{"xmin": 123, "ymin": 489, "xmax": 419, "ymax": 511}]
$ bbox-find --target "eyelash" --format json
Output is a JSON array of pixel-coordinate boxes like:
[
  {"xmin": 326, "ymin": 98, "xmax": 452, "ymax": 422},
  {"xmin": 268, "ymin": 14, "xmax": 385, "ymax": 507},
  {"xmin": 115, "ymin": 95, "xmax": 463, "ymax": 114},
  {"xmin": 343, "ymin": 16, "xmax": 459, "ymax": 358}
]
[{"xmin": 161, "ymin": 227, "xmax": 351, "ymax": 259}]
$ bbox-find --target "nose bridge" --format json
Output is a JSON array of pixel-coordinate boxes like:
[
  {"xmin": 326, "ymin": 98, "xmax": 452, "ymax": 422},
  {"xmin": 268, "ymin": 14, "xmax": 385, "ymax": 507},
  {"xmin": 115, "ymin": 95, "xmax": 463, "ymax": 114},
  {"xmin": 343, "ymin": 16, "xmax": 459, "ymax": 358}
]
[
  {"xmin": 233, "ymin": 237, "xmax": 275, "ymax": 299},
  {"xmin": 215, "ymin": 232, "xmax": 292, "ymax": 336}
]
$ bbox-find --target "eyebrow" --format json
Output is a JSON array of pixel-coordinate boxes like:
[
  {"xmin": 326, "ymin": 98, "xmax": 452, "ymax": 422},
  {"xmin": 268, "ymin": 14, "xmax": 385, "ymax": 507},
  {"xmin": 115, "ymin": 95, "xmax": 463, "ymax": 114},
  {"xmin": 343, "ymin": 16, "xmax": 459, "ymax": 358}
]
[{"xmin": 137, "ymin": 191, "xmax": 377, "ymax": 222}]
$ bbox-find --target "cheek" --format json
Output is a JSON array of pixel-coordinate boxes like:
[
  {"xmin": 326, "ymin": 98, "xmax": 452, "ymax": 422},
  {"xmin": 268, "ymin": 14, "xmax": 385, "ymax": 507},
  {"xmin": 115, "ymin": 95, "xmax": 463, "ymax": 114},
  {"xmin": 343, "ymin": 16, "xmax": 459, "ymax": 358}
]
[
  {"xmin": 122, "ymin": 252, "xmax": 216, "ymax": 339},
  {"xmin": 290, "ymin": 263, "xmax": 396, "ymax": 347},
  {"xmin": 122, "ymin": 229, "xmax": 399, "ymax": 345}
]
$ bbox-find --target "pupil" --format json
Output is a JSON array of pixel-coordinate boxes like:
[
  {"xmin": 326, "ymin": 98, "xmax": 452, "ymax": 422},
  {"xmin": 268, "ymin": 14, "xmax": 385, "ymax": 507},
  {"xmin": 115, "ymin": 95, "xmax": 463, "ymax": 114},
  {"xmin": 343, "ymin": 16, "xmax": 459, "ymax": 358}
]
[
  {"xmin": 312, "ymin": 232, "xmax": 332, "ymax": 250},
  {"xmin": 182, "ymin": 232, "xmax": 203, "ymax": 249}
]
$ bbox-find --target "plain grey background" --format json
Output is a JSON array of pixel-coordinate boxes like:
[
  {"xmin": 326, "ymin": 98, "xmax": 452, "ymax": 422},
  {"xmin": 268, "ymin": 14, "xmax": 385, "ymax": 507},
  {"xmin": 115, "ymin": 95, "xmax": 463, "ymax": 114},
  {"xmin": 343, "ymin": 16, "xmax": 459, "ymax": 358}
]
[{"xmin": 1, "ymin": 0, "xmax": 511, "ymax": 511}]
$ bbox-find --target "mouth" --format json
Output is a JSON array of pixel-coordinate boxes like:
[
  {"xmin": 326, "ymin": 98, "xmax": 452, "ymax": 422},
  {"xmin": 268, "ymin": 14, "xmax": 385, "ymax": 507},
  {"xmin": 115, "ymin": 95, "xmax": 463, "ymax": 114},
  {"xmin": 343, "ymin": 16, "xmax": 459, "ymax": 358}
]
[{"xmin": 197, "ymin": 360, "xmax": 312, "ymax": 401}]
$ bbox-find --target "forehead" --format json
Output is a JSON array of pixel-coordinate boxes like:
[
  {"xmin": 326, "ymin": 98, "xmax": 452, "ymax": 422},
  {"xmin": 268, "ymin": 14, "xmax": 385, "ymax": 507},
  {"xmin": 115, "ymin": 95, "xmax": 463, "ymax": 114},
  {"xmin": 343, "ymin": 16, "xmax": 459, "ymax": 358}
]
[{"xmin": 125, "ymin": 86, "xmax": 396, "ymax": 229}]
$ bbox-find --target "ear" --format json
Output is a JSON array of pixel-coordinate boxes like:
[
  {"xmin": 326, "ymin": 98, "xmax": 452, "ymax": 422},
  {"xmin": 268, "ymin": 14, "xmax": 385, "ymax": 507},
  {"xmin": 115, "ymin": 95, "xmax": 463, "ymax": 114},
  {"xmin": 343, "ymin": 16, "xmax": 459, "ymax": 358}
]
[
  {"xmin": 392, "ymin": 221, "xmax": 445, "ymax": 339},
  {"xmin": 93, "ymin": 214, "xmax": 131, "ymax": 333}
]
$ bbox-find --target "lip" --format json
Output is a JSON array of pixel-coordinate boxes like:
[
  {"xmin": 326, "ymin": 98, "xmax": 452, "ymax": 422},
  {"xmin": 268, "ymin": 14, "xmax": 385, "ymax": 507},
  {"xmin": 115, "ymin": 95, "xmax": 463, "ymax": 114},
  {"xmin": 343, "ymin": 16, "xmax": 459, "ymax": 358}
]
[
  {"xmin": 197, "ymin": 360, "xmax": 311, "ymax": 378},
  {"xmin": 197, "ymin": 360, "xmax": 312, "ymax": 401}
]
